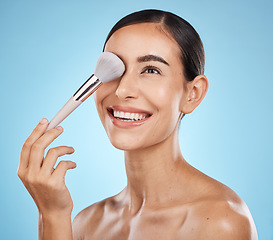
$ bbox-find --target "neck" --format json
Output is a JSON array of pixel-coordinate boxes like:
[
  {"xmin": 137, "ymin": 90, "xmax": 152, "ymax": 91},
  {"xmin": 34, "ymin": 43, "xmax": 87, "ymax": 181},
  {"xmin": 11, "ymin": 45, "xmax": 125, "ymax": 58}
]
[{"xmin": 123, "ymin": 128, "xmax": 187, "ymax": 214}]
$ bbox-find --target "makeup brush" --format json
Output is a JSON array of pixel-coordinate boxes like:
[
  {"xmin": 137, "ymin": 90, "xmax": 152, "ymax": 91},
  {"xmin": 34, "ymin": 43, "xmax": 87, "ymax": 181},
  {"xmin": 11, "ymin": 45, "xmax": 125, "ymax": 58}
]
[{"xmin": 45, "ymin": 52, "xmax": 125, "ymax": 132}]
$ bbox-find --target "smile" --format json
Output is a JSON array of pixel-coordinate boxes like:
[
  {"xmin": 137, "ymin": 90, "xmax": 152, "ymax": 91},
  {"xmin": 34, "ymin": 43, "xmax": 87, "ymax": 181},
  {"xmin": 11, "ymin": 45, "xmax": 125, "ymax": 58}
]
[
  {"xmin": 113, "ymin": 110, "xmax": 149, "ymax": 121},
  {"xmin": 107, "ymin": 106, "xmax": 152, "ymax": 127}
]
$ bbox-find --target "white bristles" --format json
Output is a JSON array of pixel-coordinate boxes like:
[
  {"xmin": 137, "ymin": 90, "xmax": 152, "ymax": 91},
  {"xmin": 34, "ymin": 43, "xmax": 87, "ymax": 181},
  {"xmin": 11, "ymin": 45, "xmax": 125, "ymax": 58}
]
[{"xmin": 94, "ymin": 52, "xmax": 125, "ymax": 83}]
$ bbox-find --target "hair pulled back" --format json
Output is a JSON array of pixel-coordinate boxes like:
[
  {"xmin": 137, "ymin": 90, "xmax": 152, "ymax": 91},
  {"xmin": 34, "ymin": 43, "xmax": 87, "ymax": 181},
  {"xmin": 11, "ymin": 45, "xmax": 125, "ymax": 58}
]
[{"xmin": 103, "ymin": 9, "xmax": 205, "ymax": 81}]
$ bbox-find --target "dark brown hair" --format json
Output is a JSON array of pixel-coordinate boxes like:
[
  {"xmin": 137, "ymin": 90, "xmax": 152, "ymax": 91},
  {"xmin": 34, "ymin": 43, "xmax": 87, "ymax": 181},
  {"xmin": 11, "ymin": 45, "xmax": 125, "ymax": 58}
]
[{"xmin": 103, "ymin": 9, "xmax": 205, "ymax": 81}]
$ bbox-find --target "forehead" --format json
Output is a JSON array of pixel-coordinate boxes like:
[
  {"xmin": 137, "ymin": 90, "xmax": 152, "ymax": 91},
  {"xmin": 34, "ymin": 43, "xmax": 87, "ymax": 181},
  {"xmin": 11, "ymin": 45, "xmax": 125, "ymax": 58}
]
[{"xmin": 104, "ymin": 23, "xmax": 181, "ymax": 65}]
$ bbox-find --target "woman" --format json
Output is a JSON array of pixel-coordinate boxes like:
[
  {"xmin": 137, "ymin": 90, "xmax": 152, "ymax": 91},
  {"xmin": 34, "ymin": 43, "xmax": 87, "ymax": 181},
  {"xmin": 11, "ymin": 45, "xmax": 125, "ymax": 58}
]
[{"xmin": 18, "ymin": 9, "xmax": 258, "ymax": 239}]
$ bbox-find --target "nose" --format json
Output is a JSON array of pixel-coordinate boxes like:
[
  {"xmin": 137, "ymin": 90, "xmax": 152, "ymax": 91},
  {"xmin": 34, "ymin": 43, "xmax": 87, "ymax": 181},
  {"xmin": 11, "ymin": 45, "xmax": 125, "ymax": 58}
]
[{"xmin": 115, "ymin": 71, "xmax": 139, "ymax": 101}]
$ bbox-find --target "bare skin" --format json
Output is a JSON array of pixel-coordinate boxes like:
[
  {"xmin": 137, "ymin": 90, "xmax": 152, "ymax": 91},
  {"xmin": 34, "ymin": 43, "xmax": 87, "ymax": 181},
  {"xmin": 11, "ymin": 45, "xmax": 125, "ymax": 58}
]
[
  {"xmin": 18, "ymin": 22, "xmax": 258, "ymax": 239},
  {"xmin": 73, "ymin": 23, "xmax": 258, "ymax": 239},
  {"xmin": 18, "ymin": 121, "xmax": 76, "ymax": 240}
]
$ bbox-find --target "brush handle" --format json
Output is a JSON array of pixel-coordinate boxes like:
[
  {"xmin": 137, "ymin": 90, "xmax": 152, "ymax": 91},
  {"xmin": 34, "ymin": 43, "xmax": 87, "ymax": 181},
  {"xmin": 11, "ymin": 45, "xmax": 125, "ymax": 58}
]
[
  {"xmin": 45, "ymin": 97, "xmax": 82, "ymax": 132},
  {"xmin": 45, "ymin": 75, "xmax": 103, "ymax": 132}
]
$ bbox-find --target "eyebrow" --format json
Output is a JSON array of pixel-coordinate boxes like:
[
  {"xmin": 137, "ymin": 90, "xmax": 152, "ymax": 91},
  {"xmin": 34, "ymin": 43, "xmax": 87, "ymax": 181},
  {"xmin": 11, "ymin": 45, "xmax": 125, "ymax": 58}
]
[{"xmin": 137, "ymin": 54, "xmax": 169, "ymax": 66}]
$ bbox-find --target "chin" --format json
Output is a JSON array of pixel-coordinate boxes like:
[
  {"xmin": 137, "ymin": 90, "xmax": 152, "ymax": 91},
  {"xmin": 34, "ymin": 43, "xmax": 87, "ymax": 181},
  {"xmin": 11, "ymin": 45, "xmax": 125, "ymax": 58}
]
[{"xmin": 108, "ymin": 137, "xmax": 144, "ymax": 151}]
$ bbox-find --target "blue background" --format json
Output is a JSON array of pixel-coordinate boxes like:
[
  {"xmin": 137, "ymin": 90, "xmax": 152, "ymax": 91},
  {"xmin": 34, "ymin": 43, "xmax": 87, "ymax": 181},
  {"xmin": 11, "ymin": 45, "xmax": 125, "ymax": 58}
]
[{"xmin": 1, "ymin": 0, "xmax": 272, "ymax": 239}]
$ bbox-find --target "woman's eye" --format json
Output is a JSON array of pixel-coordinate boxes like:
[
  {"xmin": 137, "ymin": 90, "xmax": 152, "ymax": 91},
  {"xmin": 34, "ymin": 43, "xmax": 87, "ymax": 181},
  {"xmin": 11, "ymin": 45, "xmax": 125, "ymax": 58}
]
[
  {"xmin": 142, "ymin": 66, "xmax": 161, "ymax": 75},
  {"xmin": 146, "ymin": 69, "xmax": 159, "ymax": 74}
]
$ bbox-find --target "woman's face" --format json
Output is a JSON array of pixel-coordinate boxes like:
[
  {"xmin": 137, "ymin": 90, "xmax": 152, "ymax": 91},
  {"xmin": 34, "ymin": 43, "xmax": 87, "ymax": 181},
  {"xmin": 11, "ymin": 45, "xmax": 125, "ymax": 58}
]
[{"xmin": 94, "ymin": 23, "xmax": 188, "ymax": 151}]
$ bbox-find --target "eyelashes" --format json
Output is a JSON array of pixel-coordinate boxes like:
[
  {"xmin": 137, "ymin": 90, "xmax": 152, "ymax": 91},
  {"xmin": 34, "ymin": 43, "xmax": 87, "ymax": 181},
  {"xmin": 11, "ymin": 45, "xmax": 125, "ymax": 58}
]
[{"xmin": 141, "ymin": 65, "xmax": 162, "ymax": 75}]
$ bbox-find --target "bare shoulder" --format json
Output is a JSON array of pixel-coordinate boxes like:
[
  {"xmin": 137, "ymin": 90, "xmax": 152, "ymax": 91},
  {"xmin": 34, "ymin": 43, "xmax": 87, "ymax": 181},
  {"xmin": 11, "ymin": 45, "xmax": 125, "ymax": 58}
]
[
  {"xmin": 183, "ymin": 175, "xmax": 258, "ymax": 240},
  {"xmin": 72, "ymin": 192, "xmax": 123, "ymax": 240},
  {"xmin": 72, "ymin": 198, "xmax": 107, "ymax": 240},
  {"xmin": 72, "ymin": 201, "xmax": 103, "ymax": 239},
  {"xmin": 185, "ymin": 198, "xmax": 257, "ymax": 239}
]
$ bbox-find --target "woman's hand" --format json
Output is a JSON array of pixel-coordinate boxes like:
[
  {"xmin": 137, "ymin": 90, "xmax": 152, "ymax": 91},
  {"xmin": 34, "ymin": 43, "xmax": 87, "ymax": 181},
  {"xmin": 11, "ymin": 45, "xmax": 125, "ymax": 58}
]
[{"xmin": 17, "ymin": 118, "xmax": 76, "ymax": 217}]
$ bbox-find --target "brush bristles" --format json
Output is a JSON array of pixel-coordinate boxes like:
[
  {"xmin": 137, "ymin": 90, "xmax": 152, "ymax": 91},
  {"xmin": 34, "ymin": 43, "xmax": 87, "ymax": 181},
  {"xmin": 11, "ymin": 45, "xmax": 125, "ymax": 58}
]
[{"xmin": 94, "ymin": 52, "xmax": 125, "ymax": 83}]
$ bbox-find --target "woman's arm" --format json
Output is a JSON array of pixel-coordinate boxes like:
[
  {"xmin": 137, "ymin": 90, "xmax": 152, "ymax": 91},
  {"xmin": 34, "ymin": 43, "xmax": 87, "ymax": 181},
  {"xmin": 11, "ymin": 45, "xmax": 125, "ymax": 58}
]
[
  {"xmin": 39, "ymin": 212, "xmax": 73, "ymax": 240},
  {"xmin": 17, "ymin": 118, "xmax": 76, "ymax": 240}
]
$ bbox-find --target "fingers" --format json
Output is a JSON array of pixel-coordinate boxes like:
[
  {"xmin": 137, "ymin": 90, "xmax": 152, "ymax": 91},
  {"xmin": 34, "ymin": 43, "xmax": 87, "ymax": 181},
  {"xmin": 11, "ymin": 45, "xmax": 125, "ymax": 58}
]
[
  {"xmin": 52, "ymin": 160, "xmax": 77, "ymax": 180},
  {"xmin": 42, "ymin": 146, "xmax": 75, "ymax": 174},
  {"xmin": 28, "ymin": 126, "xmax": 64, "ymax": 171},
  {"xmin": 19, "ymin": 118, "xmax": 49, "ymax": 172},
  {"xmin": 18, "ymin": 119, "xmax": 77, "ymax": 217}
]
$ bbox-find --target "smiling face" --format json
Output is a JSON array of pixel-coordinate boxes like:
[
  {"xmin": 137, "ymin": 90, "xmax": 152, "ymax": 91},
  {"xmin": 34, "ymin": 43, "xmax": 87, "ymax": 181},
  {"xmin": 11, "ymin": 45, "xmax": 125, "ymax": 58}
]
[{"xmin": 94, "ymin": 23, "xmax": 189, "ymax": 151}]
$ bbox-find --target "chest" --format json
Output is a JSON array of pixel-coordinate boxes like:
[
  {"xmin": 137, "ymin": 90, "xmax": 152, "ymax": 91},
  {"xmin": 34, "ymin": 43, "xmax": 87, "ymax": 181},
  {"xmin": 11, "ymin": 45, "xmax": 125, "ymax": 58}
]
[{"xmin": 85, "ymin": 208, "xmax": 188, "ymax": 240}]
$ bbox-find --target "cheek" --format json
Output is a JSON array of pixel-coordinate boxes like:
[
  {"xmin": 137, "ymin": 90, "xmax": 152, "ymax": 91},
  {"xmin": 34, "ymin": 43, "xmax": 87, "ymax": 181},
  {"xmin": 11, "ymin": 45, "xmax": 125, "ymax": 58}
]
[
  {"xmin": 94, "ymin": 82, "xmax": 112, "ymax": 104},
  {"xmin": 93, "ymin": 91, "xmax": 103, "ymax": 119},
  {"xmin": 93, "ymin": 86, "xmax": 111, "ymax": 126},
  {"xmin": 145, "ymin": 80, "xmax": 182, "ymax": 114},
  {"xmin": 94, "ymin": 86, "xmax": 105, "ymax": 105},
  {"xmin": 94, "ymin": 81, "xmax": 118, "ymax": 115},
  {"xmin": 144, "ymin": 82, "xmax": 182, "ymax": 141}
]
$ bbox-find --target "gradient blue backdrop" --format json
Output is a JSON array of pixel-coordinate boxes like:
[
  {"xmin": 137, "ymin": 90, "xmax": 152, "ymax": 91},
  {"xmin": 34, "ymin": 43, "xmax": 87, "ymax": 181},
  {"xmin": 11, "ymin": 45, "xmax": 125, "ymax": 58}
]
[{"xmin": 1, "ymin": 0, "xmax": 272, "ymax": 239}]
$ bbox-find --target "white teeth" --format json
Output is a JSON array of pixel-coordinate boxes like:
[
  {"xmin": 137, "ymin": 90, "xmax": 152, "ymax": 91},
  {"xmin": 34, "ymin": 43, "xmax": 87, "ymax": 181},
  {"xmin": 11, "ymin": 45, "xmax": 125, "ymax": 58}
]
[
  {"xmin": 124, "ymin": 112, "xmax": 130, "ymax": 118},
  {"xmin": 113, "ymin": 110, "xmax": 148, "ymax": 121},
  {"xmin": 120, "ymin": 111, "xmax": 125, "ymax": 118}
]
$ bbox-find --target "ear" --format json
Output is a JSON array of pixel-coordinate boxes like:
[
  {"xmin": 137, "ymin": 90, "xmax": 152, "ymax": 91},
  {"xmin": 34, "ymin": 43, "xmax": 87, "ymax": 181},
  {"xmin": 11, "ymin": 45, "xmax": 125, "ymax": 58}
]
[{"xmin": 180, "ymin": 74, "xmax": 209, "ymax": 114}]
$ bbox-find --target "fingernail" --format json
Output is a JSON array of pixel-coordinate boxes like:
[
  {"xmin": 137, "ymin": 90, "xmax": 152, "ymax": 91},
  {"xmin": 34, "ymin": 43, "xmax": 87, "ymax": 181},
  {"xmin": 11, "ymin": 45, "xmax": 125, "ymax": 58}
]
[
  {"xmin": 56, "ymin": 126, "xmax": 63, "ymax": 131},
  {"xmin": 40, "ymin": 118, "xmax": 48, "ymax": 124}
]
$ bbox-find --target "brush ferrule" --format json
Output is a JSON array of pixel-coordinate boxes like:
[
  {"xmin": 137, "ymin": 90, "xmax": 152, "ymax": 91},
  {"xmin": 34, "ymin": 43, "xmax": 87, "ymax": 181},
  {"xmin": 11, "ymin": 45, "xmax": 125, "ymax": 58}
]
[{"xmin": 73, "ymin": 74, "xmax": 102, "ymax": 102}]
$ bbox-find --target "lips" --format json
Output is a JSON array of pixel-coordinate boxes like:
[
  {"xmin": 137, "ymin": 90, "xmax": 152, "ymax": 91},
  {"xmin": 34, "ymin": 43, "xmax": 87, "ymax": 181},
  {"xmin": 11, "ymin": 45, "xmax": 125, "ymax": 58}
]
[{"xmin": 107, "ymin": 106, "xmax": 152, "ymax": 128}]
